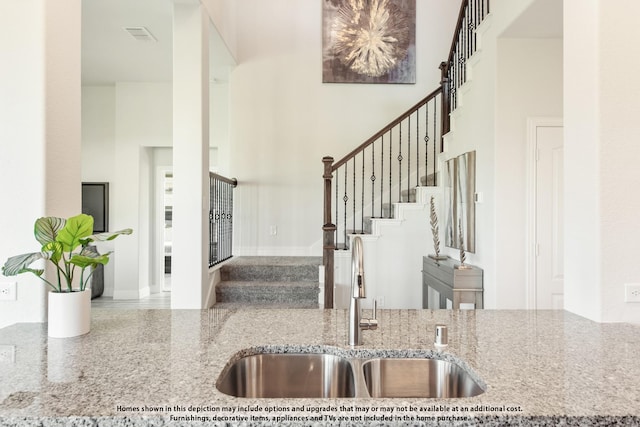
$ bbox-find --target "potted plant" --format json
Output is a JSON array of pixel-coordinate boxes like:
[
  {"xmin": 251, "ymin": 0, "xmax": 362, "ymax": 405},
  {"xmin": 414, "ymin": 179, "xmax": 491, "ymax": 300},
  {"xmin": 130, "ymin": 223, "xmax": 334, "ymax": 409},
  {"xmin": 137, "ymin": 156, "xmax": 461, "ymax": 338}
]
[{"xmin": 1, "ymin": 213, "xmax": 132, "ymax": 338}]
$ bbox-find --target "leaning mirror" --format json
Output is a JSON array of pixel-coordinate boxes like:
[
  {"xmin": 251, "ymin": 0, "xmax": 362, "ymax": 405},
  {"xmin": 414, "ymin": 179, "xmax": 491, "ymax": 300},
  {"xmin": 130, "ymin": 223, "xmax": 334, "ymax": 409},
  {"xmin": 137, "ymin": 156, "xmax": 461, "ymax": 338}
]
[{"xmin": 445, "ymin": 151, "xmax": 476, "ymax": 253}]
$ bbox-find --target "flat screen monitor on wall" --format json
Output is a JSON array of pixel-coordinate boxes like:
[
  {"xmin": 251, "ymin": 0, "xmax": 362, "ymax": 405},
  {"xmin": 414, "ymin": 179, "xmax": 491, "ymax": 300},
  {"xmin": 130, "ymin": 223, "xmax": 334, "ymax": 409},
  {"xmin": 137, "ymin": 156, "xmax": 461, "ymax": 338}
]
[{"xmin": 82, "ymin": 182, "xmax": 109, "ymax": 233}]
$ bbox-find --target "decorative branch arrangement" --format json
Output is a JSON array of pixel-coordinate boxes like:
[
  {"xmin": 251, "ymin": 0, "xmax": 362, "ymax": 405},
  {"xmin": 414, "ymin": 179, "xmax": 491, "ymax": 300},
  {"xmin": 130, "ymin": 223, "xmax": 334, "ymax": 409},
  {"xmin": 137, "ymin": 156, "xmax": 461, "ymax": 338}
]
[
  {"xmin": 428, "ymin": 196, "xmax": 447, "ymax": 260},
  {"xmin": 458, "ymin": 218, "xmax": 471, "ymax": 269}
]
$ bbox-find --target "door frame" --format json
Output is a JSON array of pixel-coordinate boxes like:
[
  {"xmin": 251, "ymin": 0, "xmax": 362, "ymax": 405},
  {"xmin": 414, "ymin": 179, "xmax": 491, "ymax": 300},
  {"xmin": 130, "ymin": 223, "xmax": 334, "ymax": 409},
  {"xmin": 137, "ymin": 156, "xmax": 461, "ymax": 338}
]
[
  {"xmin": 526, "ymin": 117, "xmax": 563, "ymax": 310},
  {"xmin": 155, "ymin": 166, "xmax": 173, "ymax": 293}
]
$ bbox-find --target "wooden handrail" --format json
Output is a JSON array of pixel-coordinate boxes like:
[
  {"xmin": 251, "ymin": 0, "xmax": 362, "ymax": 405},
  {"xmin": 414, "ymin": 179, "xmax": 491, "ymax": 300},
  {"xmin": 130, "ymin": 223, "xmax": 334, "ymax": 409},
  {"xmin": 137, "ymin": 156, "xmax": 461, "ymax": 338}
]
[
  {"xmin": 332, "ymin": 87, "xmax": 443, "ymax": 172},
  {"xmin": 447, "ymin": 0, "xmax": 471, "ymax": 66}
]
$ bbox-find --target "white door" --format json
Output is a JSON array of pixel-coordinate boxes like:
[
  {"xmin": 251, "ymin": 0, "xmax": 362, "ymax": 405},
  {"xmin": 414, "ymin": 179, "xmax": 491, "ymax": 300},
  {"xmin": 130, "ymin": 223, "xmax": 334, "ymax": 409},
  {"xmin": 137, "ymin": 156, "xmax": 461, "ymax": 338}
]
[{"xmin": 535, "ymin": 125, "xmax": 564, "ymax": 309}]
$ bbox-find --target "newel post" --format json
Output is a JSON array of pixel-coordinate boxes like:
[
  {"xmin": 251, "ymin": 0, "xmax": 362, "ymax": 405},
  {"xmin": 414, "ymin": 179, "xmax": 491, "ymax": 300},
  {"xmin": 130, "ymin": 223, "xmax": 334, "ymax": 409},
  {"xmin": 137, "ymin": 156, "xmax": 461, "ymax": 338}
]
[
  {"xmin": 322, "ymin": 156, "xmax": 336, "ymax": 309},
  {"xmin": 439, "ymin": 61, "xmax": 450, "ymax": 152}
]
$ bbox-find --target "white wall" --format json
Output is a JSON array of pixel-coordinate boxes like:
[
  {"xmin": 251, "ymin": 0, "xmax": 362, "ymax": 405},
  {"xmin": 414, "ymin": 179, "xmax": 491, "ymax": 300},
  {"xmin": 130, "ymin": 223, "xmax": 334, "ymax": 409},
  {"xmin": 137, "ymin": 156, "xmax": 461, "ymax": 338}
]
[
  {"xmin": 598, "ymin": 1, "xmax": 640, "ymax": 323},
  {"xmin": 564, "ymin": 0, "xmax": 640, "ymax": 323},
  {"xmin": 202, "ymin": 0, "xmax": 238, "ymax": 60},
  {"xmin": 81, "ymin": 85, "xmax": 117, "ymax": 296},
  {"xmin": 0, "ymin": 0, "xmax": 48, "ymax": 329},
  {"xmin": 0, "ymin": 0, "xmax": 81, "ymax": 328},
  {"xmin": 229, "ymin": 0, "xmax": 463, "ymax": 256},
  {"xmin": 494, "ymin": 38, "xmax": 563, "ymax": 308}
]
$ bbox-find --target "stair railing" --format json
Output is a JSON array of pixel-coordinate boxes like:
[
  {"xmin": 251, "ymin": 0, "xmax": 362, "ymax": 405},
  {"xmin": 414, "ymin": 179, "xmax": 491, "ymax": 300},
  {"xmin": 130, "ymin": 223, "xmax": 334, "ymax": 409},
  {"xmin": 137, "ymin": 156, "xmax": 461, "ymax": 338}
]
[
  {"xmin": 322, "ymin": 88, "xmax": 443, "ymax": 307},
  {"xmin": 440, "ymin": 0, "xmax": 491, "ymax": 144},
  {"xmin": 209, "ymin": 172, "xmax": 238, "ymax": 267}
]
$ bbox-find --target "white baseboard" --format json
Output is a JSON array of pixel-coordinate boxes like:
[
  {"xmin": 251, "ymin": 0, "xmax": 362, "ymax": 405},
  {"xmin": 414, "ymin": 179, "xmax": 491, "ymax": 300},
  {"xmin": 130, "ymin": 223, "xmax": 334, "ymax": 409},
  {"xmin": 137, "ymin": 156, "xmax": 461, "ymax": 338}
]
[
  {"xmin": 234, "ymin": 246, "xmax": 322, "ymax": 257},
  {"xmin": 112, "ymin": 286, "xmax": 150, "ymax": 300}
]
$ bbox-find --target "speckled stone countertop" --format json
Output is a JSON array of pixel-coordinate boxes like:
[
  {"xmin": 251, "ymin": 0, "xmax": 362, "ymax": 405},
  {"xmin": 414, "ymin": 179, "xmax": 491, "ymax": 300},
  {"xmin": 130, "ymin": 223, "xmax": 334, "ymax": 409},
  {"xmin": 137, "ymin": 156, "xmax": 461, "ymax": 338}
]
[{"xmin": 0, "ymin": 309, "xmax": 639, "ymax": 426}]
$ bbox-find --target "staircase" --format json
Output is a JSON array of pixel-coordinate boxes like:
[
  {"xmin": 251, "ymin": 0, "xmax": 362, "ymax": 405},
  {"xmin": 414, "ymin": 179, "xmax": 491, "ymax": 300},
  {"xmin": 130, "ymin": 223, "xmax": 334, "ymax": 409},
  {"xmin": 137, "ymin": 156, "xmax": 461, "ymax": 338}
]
[
  {"xmin": 322, "ymin": 0, "xmax": 491, "ymax": 307},
  {"xmin": 214, "ymin": 257, "xmax": 321, "ymax": 308}
]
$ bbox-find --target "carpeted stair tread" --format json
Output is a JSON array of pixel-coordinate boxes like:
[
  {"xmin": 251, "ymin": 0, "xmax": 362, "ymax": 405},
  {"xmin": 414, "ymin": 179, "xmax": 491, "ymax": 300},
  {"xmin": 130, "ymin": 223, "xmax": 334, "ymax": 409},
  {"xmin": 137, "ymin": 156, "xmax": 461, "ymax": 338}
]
[{"xmin": 221, "ymin": 256, "xmax": 321, "ymax": 282}]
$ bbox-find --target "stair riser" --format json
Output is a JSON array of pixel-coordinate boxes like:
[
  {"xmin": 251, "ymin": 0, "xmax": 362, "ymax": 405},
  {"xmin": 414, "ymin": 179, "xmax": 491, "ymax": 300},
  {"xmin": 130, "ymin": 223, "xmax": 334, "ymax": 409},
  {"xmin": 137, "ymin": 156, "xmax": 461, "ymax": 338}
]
[
  {"xmin": 216, "ymin": 287, "xmax": 319, "ymax": 304},
  {"xmin": 221, "ymin": 265, "xmax": 318, "ymax": 282}
]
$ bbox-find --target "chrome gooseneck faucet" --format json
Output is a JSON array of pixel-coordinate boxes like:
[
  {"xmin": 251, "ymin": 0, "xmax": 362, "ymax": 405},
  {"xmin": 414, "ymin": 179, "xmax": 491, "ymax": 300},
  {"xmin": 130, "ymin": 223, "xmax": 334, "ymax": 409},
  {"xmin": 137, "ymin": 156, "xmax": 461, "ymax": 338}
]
[{"xmin": 349, "ymin": 236, "xmax": 378, "ymax": 346}]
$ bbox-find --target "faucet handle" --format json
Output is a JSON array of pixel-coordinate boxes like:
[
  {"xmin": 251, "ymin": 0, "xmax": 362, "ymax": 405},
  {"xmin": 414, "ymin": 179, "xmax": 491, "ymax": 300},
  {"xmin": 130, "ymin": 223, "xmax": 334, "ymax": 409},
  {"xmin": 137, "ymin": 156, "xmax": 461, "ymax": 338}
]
[{"xmin": 360, "ymin": 300, "xmax": 378, "ymax": 330}]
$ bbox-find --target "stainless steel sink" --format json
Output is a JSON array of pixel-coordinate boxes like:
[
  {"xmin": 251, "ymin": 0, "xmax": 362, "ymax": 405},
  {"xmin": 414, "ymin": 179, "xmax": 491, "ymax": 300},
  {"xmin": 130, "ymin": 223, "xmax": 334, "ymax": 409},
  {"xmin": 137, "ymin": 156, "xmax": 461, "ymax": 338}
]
[
  {"xmin": 216, "ymin": 353, "xmax": 356, "ymax": 398},
  {"xmin": 362, "ymin": 358, "xmax": 485, "ymax": 398},
  {"xmin": 217, "ymin": 352, "xmax": 485, "ymax": 399}
]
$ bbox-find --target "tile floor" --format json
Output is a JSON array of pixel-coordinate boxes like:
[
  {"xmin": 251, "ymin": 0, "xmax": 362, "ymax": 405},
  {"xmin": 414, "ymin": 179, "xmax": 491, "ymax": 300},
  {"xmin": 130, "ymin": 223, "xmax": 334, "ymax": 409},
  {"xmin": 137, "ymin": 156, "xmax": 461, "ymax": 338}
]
[{"xmin": 91, "ymin": 291, "xmax": 171, "ymax": 309}]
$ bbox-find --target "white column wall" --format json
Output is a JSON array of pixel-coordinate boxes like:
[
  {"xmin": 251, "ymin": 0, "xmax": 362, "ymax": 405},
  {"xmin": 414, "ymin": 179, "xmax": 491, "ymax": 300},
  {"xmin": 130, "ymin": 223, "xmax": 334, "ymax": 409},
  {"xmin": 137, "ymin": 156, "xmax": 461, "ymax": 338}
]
[
  {"xmin": 44, "ymin": 1, "xmax": 82, "ymax": 217},
  {"xmin": 0, "ymin": 0, "xmax": 81, "ymax": 328},
  {"xmin": 564, "ymin": 0, "xmax": 640, "ymax": 323},
  {"xmin": 563, "ymin": 0, "xmax": 601, "ymax": 321},
  {"xmin": 599, "ymin": 1, "xmax": 640, "ymax": 323},
  {"xmin": 172, "ymin": 3, "xmax": 210, "ymax": 309}
]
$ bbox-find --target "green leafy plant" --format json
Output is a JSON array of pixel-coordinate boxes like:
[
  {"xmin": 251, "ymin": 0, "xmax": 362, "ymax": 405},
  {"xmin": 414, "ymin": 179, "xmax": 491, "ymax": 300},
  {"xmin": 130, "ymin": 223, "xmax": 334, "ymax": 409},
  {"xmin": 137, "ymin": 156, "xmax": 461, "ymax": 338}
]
[{"xmin": 2, "ymin": 214, "xmax": 132, "ymax": 293}]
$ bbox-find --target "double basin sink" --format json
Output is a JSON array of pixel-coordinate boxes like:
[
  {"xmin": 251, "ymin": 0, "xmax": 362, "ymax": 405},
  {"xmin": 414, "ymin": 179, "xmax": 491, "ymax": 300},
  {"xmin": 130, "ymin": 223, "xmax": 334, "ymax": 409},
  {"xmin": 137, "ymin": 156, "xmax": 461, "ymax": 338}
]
[{"xmin": 216, "ymin": 351, "xmax": 485, "ymax": 399}]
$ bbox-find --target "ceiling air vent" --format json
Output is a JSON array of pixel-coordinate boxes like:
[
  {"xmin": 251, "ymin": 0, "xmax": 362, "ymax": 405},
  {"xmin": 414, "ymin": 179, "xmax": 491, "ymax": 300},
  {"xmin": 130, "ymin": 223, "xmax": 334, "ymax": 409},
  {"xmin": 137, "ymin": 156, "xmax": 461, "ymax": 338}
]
[{"xmin": 123, "ymin": 26, "xmax": 157, "ymax": 42}]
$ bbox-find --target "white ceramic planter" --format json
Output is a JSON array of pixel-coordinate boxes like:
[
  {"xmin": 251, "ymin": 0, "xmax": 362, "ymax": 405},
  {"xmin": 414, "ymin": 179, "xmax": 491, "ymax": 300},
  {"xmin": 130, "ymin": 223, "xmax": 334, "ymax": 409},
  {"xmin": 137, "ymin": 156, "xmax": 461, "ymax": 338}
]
[{"xmin": 48, "ymin": 289, "xmax": 91, "ymax": 338}]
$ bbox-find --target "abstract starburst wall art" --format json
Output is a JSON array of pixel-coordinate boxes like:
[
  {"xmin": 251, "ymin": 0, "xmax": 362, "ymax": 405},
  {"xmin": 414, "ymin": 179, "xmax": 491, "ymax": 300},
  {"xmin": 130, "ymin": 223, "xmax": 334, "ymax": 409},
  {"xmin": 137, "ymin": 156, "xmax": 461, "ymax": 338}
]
[{"xmin": 323, "ymin": 0, "xmax": 416, "ymax": 84}]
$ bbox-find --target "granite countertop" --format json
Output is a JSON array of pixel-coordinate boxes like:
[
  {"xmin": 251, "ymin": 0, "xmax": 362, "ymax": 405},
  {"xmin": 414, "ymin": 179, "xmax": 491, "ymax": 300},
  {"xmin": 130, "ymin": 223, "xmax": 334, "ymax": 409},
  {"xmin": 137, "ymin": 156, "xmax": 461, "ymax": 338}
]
[{"xmin": 0, "ymin": 308, "xmax": 639, "ymax": 426}]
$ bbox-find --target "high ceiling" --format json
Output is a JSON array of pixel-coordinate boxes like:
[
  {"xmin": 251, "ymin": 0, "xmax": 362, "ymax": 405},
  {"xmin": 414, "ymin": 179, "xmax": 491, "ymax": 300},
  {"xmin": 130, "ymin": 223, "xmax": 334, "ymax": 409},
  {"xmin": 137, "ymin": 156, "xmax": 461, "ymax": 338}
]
[
  {"xmin": 81, "ymin": 0, "xmax": 235, "ymax": 85},
  {"xmin": 81, "ymin": 0, "xmax": 561, "ymax": 85},
  {"xmin": 82, "ymin": 0, "xmax": 174, "ymax": 84}
]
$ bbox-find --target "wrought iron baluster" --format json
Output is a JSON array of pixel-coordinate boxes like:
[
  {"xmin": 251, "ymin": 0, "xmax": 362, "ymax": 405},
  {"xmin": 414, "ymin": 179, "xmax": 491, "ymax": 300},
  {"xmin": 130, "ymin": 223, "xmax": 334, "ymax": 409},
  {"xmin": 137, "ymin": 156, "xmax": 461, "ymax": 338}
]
[
  {"xmin": 470, "ymin": 0, "xmax": 476, "ymax": 54},
  {"xmin": 466, "ymin": 6, "xmax": 471, "ymax": 62},
  {"xmin": 225, "ymin": 181, "xmax": 230, "ymax": 260},
  {"xmin": 388, "ymin": 129, "xmax": 392, "ymax": 213},
  {"xmin": 398, "ymin": 122, "xmax": 403, "ymax": 201},
  {"xmin": 425, "ymin": 101, "xmax": 430, "ymax": 184},
  {"xmin": 343, "ymin": 164, "xmax": 348, "ymax": 248},
  {"xmin": 433, "ymin": 96, "xmax": 438, "ymax": 182},
  {"xmin": 210, "ymin": 178, "xmax": 213, "ymax": 265},
  {"xmin": 335, "ymin": 165, "xmax": 339, "ymax": 246},
  {"xmin": 416, "ymin": 107, "xmax": 420, "ymax": 187},
  {"xmin": 407, "ymin": 115, "xmax": 411, "ymax": 198},
  {"xmin": 380, "ymin": 134, "xmax": 384, "ymax": 218},
  {"xmin": 460, "ymin": 33, "xmax": 464, "ymax": 86},
  {"xmin": 352, "ymin": 157, "xmax": 356, "ymax": 235},
  {"xmin": 361, "ymin": 150, "xmax": 365, "ymax": 233},
  {"xmin": 371, "ymin": 141, "xmax": 376, "ymax": 219}
]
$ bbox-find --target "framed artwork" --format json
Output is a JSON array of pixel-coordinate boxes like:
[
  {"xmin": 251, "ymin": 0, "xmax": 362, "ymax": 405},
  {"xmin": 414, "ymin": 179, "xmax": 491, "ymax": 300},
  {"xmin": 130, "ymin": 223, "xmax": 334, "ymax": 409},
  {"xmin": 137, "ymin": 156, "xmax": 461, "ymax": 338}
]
[
  {"xmin": 82, "ymin": 182, "xmax": 109, "ymax": 233},
  {"xmin": 322, "ymin": 0, "xmax": 416, "ymax": 84}
]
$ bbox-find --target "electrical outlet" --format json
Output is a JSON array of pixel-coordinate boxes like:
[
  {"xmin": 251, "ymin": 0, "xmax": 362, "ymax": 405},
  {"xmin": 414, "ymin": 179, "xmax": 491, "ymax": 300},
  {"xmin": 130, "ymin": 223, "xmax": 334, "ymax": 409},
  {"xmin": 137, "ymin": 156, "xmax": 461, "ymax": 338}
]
[
  {"xmin": 624, "ymin": 283, "xmax": 640, "ymax": 303},
  {"xmin": 377, "ymin": 296, "xmax": 385, "ymax": 308},
  {"xmin": 0, "ymin": 282, "xmax": 17, "ymax": 301},
  {"xmin": 0, "ymin": 345, "xmax": 15, "ymax": 363}
]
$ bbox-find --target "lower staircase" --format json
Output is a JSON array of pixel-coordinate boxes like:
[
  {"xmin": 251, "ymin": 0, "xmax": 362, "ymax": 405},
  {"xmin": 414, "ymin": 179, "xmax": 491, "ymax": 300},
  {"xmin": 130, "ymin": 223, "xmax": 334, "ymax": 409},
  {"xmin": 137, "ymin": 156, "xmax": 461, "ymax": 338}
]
[{"xmin": 214, "ymin": 257, "xmax": 321, "ymax": 308}]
